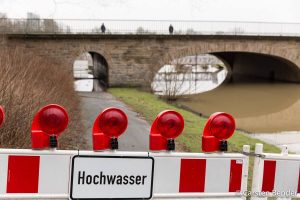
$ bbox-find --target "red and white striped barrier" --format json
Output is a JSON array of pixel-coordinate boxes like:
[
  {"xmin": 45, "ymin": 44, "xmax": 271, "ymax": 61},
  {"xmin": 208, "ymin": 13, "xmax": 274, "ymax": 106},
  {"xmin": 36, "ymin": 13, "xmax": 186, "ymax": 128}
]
[
  {"xmin": 151, "ymin": 145, "xmax": 249, "ymax": 199},
  {"xmin": 251, "ymin": 144, "xmax": 300, "ymax": 200},
  {"xmin": 0, "ymin": 149, "xmax": 74, "ymax": 199},
  {"xmin": 0, "ymin": 149, "xmax": 154, "ymax": 199},
  {"xmin": 0, "ymin": 147, "xmax": 250, "ymax": 199}
]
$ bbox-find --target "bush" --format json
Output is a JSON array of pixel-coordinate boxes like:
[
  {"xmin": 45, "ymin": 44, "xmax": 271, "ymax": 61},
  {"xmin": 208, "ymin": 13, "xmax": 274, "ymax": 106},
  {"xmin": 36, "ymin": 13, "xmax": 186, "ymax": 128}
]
[{"xmin": 0, "ymin": 47, "xmax": 86, "ymax": 149}]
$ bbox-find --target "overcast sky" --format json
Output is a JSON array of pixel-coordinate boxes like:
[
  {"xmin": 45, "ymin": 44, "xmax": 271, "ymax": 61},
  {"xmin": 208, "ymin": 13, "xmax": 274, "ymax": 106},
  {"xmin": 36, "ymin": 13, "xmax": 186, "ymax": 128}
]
[{"xmin": 0, "ymin": 0, "xmax": 300, "ymax": 23}]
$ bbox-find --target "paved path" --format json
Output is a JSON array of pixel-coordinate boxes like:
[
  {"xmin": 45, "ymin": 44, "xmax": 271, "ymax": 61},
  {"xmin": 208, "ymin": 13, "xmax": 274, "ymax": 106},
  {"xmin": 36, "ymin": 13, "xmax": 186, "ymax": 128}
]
[
  {"xmin": 79, "ymin": 92, "xmax": 150, "ymax": 151},
  {"xmin": 250, "ymin": 131, "xmax": 300, "ymax": 153}
]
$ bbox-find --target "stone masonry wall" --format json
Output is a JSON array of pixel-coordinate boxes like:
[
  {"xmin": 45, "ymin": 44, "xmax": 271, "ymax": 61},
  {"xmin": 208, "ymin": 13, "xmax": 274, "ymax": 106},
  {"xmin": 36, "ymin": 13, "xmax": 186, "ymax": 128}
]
[{"xmin": 4, "ymin": 34, "xmax": 300, "ymax": 86}]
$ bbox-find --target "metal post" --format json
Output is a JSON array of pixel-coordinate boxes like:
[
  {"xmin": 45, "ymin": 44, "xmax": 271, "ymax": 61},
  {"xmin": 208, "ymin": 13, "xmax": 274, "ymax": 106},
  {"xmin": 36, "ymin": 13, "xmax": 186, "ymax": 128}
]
[
  {"xmin": 242, "ymin": 145, "xmax": 250, "ymax": 200},
  {"xmin": 281, "ymin": 145, "xmax": 288, "ymax": 156},
  {"xmin": 251, "ymin": 143, "xmax": 267, "ymax": 200},
  {"xmin": 276, "ymin": 146, "xmax": 293, "ymax": 200}
]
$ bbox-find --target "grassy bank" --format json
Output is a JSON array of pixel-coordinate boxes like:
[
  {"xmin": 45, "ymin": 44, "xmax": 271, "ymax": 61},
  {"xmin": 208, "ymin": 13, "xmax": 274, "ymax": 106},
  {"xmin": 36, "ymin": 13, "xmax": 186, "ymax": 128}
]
[{"xmin": 109, "ymin": 88, "xmax": 280, "ymax": 153}]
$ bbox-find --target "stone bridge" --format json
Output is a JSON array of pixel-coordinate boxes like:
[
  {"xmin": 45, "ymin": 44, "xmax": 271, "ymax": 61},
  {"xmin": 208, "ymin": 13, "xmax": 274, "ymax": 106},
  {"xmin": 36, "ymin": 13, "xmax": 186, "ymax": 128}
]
[{"xmin": 3, "ymin": 34, "xmax": 300, "ymax": 87}]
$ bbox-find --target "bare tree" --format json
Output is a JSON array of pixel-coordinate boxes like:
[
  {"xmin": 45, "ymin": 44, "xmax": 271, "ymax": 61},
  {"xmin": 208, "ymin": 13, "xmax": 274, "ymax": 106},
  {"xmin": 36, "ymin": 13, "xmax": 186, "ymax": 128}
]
[
  {"xmin": 151, "ymin": 49, "xmax": 197, "ymax": 101},
  {"xmin": 232, "ymin": 27, "xmax": 244, "ymax": 35},
  {"xmin": 0, "ymin": 47, "xmax": 87, "ymax": 149},
  {"xmin": 43, "ymin": 19, "xmax": 60, "ymax": 33},
  {"xmin": 136, "ymin": 26, "xmax": 153, "ymax": 34},
  {"xmin": 0, "ymin": 13, "xmax": 12, "ymax": 33},
  {"xmin": 0, "ymin": 14, "xmax": 64, "ymax": 34}
]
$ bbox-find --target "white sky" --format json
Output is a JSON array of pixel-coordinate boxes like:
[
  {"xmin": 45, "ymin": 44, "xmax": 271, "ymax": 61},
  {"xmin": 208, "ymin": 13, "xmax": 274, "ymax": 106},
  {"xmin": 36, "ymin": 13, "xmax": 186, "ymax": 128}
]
[{"xmin": 0, "ymin": 0, "xmax": 299, "ymax": 23}]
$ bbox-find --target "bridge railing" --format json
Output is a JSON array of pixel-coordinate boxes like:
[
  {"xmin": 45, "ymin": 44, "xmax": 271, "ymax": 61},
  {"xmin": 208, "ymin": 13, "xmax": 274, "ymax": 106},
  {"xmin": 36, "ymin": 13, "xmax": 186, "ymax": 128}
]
[{"xmin": 1, "ymin": 18, "xmax": 300, "ymax": 36}]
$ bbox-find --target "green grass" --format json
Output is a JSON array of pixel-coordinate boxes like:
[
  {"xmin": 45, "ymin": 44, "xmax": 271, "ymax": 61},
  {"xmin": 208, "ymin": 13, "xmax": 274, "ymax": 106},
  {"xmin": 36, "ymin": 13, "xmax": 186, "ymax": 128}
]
[{"xmin": 109, "ymin": 88, "xmax": 280, "ymax": 154}]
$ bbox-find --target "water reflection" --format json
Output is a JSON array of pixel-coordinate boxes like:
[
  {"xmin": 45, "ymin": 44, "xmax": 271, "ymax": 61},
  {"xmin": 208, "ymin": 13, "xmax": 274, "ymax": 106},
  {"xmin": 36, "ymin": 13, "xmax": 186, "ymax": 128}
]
[
  {"xmin": 152, "ymin": 65, "xmax": 227, "ymax": 95},
  {"xmin": 73, "ymin": 52, "xmax": 108, "ymax": 92},
  {"xmin": 73, "ymin": 58, "xmax": 94, "ymax": 92},
  {"xmin": 74, "ymin": 79, "xmax": 94, "ymax": 92},
  {"xmin": 152, "ymin": 54, "xmax": 227, "ymax": 95},
  {"xmin": 179, "ymin": 83, "xmax": 300, "ymax": 132}
]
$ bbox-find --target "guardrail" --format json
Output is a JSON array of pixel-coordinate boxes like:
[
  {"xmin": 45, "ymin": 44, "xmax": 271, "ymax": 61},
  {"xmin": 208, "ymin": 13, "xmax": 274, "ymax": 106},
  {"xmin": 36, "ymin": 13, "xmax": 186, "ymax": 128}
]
[{"xmin": 1, "ymin": 18, "xmax": 300, "ymax": 36}]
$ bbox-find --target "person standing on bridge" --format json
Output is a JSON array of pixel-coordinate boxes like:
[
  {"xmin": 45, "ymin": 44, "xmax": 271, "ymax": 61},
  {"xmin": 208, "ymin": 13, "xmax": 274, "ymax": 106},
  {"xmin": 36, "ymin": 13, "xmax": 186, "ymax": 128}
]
[
  {"xmin": 169, "ymin": 24, "xmax": 174, "ymax": 34},
  {"xmin": 101, "ymin": 23, "xmax": 106, "ymax": 33}
]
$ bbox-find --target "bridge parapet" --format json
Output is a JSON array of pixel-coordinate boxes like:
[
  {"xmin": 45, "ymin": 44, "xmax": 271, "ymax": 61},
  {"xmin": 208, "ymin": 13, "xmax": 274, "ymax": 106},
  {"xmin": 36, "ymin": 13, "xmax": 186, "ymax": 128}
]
[{"xmin": 1, "ymin": 18, "xmax": 300, "ymax": 37}]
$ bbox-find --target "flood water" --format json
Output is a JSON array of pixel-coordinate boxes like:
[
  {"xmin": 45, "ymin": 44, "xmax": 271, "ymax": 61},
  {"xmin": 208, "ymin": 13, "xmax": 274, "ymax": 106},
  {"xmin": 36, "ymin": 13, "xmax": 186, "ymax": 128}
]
[{"xmin": 179, "ymin": 83, "xmax": 300, "ymax": 133}]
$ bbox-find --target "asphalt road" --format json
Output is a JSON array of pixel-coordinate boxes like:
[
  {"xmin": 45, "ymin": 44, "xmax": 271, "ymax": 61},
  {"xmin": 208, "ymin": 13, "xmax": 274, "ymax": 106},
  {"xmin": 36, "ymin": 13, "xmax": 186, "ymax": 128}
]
[{"xmin": 79, "ymin": 92, "xmax": 150, "ymax": 151}]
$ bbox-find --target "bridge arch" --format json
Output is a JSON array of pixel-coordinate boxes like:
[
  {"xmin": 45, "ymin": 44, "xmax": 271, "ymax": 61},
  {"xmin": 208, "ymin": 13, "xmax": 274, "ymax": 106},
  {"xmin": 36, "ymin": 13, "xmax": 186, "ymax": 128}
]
[
  {"xmin": 211, "ymin": 51, "xmax": 300, "ymax": 83},
  {"xmin": 163, "ymin": 45, "xmax": 300, "ymax": 83},
  {"xmin": 89, "ymin": 51, "xmax": 109, "ymax": 88},
  {"xmin": 73, "ymin": 51, "xmax": 109, "ymax": 91}
]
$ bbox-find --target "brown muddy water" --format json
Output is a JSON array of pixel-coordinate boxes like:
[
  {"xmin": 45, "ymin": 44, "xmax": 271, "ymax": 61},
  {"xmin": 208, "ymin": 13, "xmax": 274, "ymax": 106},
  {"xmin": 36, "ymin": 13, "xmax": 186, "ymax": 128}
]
[{"xmin": 179, "ymin": 83, "xmax": 300, "ymax": 133}]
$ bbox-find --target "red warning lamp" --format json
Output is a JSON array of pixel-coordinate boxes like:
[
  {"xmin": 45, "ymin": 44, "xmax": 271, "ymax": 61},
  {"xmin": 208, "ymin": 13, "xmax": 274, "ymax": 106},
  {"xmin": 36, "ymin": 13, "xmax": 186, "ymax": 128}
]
[
  {"xmin": 31, "ymin": 104, "xmax": 69, "ymax": 149},
  {"xmin": 150, "ymin": 110, "xmax": 184, "ymax": 151},
  {"xmin": 202, "ymin": 112, "xmax": 235, "ymax": 152},
  {"xmin": 93, "ymin": 107, "xmax": 128, "ymax": 151},
  {"xmin": 0, "ymin": 106, "xmax": 5, "ymax": 128}
]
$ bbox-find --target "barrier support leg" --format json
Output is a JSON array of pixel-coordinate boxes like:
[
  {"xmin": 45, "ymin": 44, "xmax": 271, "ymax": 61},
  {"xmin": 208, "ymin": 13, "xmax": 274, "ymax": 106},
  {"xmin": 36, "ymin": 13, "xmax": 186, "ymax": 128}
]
[
  {"xmin": 276, "ymin": 145, "xmax": 292, "ymax": 200},
  {"xmin": 242, "ymin": 145, "xmax": 250, "ymax": 200},
  {"xmin": 251, "ymin": 143, "xmax": 267, "ymax": 200}
]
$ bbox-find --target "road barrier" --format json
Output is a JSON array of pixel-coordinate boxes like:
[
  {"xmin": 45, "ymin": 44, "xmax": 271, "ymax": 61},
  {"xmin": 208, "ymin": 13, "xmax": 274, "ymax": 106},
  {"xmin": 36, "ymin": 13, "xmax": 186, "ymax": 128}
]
[
  {"xmin": 0, "ymin": 149, "xmax": 73, "ymax": 199},
  {"xmin": 0, "ymin": 104, "xmax": 299, "ymax": 199},
  {"xmin": 151, "ymin": 148, "xmax": 249, "ymax": 199},
  {"xmin": 0, "ymin": 148, "xmax": 250, "ymax": 199},
  {"xmin": 251, "ymin": 144, "xmax": 300, "ymax": 200}
]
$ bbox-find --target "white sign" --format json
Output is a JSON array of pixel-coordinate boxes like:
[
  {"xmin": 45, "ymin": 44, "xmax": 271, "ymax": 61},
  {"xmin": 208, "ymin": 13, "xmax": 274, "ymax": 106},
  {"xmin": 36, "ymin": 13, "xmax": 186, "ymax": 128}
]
[{"xmin": 70, "ymin": 156, "xmax": 154, "ymax": 199}]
